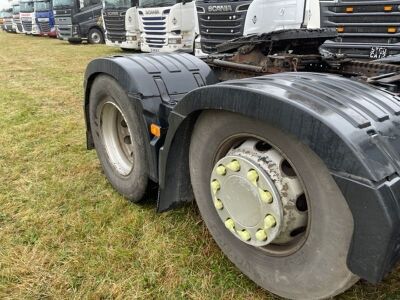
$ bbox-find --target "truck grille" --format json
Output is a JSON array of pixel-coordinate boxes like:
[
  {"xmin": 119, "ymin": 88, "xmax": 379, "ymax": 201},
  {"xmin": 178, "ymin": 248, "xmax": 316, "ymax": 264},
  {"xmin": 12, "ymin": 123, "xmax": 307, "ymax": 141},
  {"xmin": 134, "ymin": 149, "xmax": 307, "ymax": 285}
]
[
  {"xmin": 196, "ymin": 1, "xmax": 250, "ymax": 53},
  {"xmin": 38, "ymin": 21, "xmax": 50, "ymax": 33},
  {"xmin": 57, "ymin": 26, "xmax": 72, "ymax": 38},
  {"xmin": 22, "ymin": 20, "xmax": 32, "ymax": 32},
  {"xmin": 104, "ymin": 12, "xmax": 126, "ymax": 43},
  {"xmin": 320, "ymin": 0, "xmax": 400, "ymax": 59},
  {"xmin": 140, "ymin": 15, "xmax": 166, "ymax": 48}
]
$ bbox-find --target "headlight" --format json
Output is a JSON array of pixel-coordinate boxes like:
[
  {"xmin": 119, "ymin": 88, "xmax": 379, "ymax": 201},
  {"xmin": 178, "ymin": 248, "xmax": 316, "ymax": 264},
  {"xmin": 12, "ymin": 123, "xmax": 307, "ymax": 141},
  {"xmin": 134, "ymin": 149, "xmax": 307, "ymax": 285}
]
[
  {"xmin": 195, "ymin": 41, "xmax": 201, "ymax": 49},
  {"xmin": 168, "ymin": 37, "xmax": 182, "ymax": 44},
  {"xmin": 127, "ymin": 35, "xmax": 137, "ymax": 41}
]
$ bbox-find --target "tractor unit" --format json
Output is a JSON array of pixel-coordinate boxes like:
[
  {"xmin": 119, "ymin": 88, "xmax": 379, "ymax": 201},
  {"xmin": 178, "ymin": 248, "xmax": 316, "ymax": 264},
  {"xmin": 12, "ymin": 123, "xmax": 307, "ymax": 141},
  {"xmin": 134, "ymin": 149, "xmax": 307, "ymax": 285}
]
[{"xmin": 82, "ymin": 0, "xmax": 400, "ymax": 299}]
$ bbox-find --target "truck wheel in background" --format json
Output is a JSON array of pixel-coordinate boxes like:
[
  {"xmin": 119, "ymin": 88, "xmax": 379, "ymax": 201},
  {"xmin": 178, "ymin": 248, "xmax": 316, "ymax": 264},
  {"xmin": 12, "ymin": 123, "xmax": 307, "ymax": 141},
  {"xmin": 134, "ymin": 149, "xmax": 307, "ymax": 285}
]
[
  {"xmin": 89, "ymin": 75, "xmax": 148, "ymax": 202},
  {"xmin": 189, "ymin": 111, "xmax": 358, "ymax": 300},
  {"xmin": 88, "ymin": 28, "xmax": 104, "ymax": 44}
]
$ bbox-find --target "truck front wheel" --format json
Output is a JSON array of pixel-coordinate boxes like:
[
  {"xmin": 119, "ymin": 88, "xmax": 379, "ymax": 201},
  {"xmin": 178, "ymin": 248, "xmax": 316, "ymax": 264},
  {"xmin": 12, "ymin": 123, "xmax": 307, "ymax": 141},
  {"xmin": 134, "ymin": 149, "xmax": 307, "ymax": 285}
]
[
  {"xmin": 89, "ymin": 75, "xmax": 148, "ymax": 202},
  {"xmin": 189, "ymin": 111, "xmax": 358, "ymax": 299},
  {"xmin": 88, "ymin": 28, "xmax": 104, "ymax": 44}
]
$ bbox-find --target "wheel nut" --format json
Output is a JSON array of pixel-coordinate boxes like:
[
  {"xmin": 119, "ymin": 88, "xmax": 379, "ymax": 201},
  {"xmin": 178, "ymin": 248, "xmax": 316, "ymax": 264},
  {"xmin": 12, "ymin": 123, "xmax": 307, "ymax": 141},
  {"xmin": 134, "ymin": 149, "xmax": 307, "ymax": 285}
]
[
  {"xmin": 214, "ymin": 198, "xmax": 223, "ymax": 210},
  {"xmin": 226, "ymin": 160, "xmax": 240, "ymax": 172},
  {"xmin": 259, "ymin": 188, "xmax": 273, "ymax": 204},
  {"xmin": 256, "ymin": 229, "xmax": 267, "ymax": 241},
  {"xmin": 264, "ymin": 215, "xmax": 276, "ymax": 229},
  {"xmin": 237, "ymin": 229, "xmax": 251, "ymax": 241},
  {"xmin": 216, "ymin": 165, "xmax": 226, "ymax": 176},
  {"xmin": 225, "ymin": 219, "xmax": 235, "ymax": 232},
  {"xmin": 247, "ymin": 170, "xmax": 259, "ymax": 186},
  {"xmin": 211, "ymin": 180, "xmax": 220, "ymax": 194}
]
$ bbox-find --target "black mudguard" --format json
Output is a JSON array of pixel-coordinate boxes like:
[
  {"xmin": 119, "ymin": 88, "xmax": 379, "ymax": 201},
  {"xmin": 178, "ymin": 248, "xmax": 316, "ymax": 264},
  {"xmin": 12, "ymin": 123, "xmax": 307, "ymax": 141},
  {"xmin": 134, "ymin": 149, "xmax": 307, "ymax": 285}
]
[
  {"xmin": 84, "ymin": 53, "xmax": 400, "ymax": 283},
  {"xmin": 159, "ymin": 72, "xmax": 400, "ymax": 283},
  {"xmin": 83, "ymin": 53, "xmax": 217, "ymax": 181}
]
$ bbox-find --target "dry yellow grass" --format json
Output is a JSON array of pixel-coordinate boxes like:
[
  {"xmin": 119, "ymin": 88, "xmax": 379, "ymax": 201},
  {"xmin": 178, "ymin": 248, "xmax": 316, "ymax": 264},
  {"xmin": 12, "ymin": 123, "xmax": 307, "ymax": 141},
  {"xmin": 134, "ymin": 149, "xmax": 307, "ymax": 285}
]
[{"xmin": 0, "ymin": 31, "xmax": 399, "ymax": 299}]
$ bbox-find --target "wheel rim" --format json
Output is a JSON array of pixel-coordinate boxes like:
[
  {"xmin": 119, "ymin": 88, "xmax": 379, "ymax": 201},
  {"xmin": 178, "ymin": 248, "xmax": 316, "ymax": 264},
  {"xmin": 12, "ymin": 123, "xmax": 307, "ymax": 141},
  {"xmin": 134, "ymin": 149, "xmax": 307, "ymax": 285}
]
[
  {"xmin": 100, "ymin": 102, "xmax": 134, "ymax": 176},
  {"xmin": 91, "ymin": 31, "xmax": 101, "ymax": 43},
  {"xmin": 210, "ymin": 138, "xmax": 309, "ymax": 254}
]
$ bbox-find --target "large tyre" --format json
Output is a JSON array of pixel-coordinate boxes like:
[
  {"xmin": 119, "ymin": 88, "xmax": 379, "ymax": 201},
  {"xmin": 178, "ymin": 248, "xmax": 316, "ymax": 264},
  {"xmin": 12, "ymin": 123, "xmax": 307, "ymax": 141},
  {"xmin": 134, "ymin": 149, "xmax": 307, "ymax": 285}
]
[
  {"xmin": 88, "ymin": 28, "xmax": 104, "ymax": 44},
  {"xmin": 89, "ymin": 75, "xmax": 148, "ymax": 202},
  {"xmin": 189, "ymin": 111, "xmax": 358, "ymax": 300}
]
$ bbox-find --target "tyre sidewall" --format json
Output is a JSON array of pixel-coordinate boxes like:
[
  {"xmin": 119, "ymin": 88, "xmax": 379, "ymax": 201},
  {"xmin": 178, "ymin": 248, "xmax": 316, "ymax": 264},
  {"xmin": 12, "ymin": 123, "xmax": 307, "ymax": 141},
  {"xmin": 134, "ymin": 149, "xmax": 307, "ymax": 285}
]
[
  {"xmin": 89, "ymin": 75, "xmax": 148, "ymax": 202},
  {"xmin": 189, "ymin": 111, "xmax": 357, "ymax": 299}
]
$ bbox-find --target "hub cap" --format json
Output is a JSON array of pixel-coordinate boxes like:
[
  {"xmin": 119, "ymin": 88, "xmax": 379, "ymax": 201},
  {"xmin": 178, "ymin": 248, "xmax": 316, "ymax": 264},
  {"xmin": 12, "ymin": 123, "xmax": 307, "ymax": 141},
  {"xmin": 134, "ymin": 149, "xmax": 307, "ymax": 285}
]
[
  {"xmin": 210, "ymin": 139, "xmax": 308, "ymax": 249},
  {"xmin": 91, "ymin": 31, "xmax": 101, "ymax": 44},
  {"xmin": 100, "ymin": 102, "xmax": 134, "ymax": 176}
]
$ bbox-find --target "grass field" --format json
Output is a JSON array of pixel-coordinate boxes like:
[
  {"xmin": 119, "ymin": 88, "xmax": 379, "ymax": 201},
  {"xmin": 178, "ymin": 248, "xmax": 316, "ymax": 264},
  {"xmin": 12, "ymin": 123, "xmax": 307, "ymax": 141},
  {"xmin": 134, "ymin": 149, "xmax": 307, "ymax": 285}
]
[{"xmin": 0, "ymin": 31, "xmax": 399, "ymax": 300}]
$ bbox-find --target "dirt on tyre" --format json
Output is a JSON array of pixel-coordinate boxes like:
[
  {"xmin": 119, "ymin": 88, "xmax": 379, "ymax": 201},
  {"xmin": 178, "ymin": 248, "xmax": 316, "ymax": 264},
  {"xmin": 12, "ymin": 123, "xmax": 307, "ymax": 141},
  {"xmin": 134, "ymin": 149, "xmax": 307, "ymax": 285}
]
[
  {"xmin": 89, "ymin": 75, "xmax": 148, "ymax": 202},
  {"xmin": 88, "ymin": 28, "xmax": 104, "ymax": 44},
  {"xmin": 189, "ymin": 110, "xmax": 358, "ymax": 300}
]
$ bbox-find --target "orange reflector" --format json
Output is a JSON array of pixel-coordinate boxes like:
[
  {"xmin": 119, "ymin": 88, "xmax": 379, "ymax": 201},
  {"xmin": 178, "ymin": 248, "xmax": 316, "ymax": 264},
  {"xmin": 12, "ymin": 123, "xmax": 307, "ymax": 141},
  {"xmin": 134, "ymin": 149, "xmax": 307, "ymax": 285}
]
[
  {"xmin": 346, "ymin": 7, "xmax": 353, "ymax": 13},
  {"xmin": 384, "ymin": 5, "xmax": 393, "ymax": 11},
  {"xmin": 388, "ymin": 27, "xmax": 397, "ymax": 33},
  {"xmin": 337, "ymin": 27, "xmax": 345, "ymax": 33},
  {"xmin": 150, "ymin": 124, "xmax": 161, "ymax": 137}
]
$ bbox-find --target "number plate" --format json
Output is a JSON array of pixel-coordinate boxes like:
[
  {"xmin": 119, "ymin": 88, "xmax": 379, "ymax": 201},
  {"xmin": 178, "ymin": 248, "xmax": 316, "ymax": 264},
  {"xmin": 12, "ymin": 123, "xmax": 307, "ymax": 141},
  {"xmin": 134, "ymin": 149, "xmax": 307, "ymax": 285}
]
[
  {"xmin": 150, "ymin": 48, "xmax": 160, "ymax": 53},
  {"xmin": 369, "ymin": 47, "xmax": 389, "ymax": 59}
]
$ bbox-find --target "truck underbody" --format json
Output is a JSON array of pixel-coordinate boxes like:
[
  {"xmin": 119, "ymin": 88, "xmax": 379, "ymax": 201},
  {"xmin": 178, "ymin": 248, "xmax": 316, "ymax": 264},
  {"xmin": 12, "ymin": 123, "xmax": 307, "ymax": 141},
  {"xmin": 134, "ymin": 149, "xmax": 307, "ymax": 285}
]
[{"xmin": 83, "ymin": 28, "xmax": 400, "ymax": 299}]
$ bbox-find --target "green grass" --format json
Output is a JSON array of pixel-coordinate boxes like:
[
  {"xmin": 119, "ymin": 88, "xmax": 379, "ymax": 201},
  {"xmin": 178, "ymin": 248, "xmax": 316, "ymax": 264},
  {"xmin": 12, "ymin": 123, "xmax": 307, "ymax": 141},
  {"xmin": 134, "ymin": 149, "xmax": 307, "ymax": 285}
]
[{"xmin": 0, "ymin": 31, "xmax": 399, "ymax": 299}]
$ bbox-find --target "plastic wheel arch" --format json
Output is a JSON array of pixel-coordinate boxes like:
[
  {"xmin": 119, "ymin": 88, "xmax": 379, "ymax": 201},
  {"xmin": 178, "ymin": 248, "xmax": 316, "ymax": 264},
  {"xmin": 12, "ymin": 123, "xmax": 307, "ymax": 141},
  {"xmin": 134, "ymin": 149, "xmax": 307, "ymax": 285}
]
[
  {"xmin": 159, "ymin": 73, "xmax": 400, "ymax": 283},
  {"xmin": 83, "ymin": 54, "xmax": 400, "ymax": 283}
]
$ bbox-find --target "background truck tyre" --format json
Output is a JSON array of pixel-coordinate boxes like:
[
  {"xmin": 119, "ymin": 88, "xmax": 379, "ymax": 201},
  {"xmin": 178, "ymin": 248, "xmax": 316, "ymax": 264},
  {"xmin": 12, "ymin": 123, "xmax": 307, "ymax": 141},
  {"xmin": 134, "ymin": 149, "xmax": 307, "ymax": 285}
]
[
  {"xmin": 189, "ymin": 111, "xmax": 359, "ymax": 300},
  {"xmin": 88, "ymin": 28, "xmax": 104, "ymax": 44},
  {"xmin": 89, "ymin": 75, "xmax": 148, "ymax": 202}
]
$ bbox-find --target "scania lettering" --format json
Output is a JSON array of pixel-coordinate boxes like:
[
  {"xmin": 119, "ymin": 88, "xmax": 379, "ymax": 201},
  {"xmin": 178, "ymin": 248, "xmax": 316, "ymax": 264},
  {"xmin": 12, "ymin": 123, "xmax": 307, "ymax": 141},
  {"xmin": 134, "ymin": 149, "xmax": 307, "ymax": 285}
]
[
  {"xmin": 102, "ymin": 0, "xmax": 140, "ymax": 50},
  {"xmin": 137, "ymin": 0, "xmax": 197, "ymax": 53},
  {"xmin": 53, "ymin": 0, "xmax": 104, "ymax": 44},
  {"xmin": 35, "ymin": 0, "xmax": 56, "ymax": 36}
]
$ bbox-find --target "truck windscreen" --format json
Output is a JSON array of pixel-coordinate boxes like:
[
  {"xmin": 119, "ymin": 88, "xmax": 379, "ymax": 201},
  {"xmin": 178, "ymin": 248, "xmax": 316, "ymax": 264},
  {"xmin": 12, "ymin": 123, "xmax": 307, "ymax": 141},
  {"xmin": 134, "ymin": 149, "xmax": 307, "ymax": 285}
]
[
  {"xmin": 53, "ymin": 0, "xmax": 74, "ymax": 8},
  {"xmin": 12, "ymin": 5, "xmax": 21, "ymax": 13},
  {"xmin": 104, "ymin": 0, "xmax": 133, "ymax": 8},
  {"xmin": 138, "ymin": 0, "xmax": 178, "ymax": 8},
  {"xmin": 34, "ymin": 1, "xmax": 51, "ymax": 11},
  {"xmin": 20, "ymin": 1, "xmax": 34, "ymax": 12}
]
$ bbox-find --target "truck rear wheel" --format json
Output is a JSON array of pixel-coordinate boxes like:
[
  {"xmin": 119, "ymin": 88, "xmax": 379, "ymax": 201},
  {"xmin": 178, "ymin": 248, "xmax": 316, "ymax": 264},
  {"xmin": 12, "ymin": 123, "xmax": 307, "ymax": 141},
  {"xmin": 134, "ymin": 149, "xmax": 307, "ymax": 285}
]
[
  {"xmin": 89, "ymin": 75, "xmax": 148, "ymax": 202},
  {"xmin": 88, "ymin": 28, "xmax": 104, "ymax": 44},
  {"xmin": 189, "ymin": 111, "xmax": 358, "ymax": 299}
]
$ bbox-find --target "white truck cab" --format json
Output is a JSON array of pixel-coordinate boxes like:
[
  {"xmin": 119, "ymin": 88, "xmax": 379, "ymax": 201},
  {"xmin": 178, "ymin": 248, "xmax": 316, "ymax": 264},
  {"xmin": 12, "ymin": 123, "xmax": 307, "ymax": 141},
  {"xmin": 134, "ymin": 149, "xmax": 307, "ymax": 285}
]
[
  {"xmin": 124, "ymin": 6, "xmax": 140, "ymax": 49},
  {"xmin": 195, "ymin": 0, "xmax": 320, "ymax": 54},
  {"xmin": 136, "ymin": 0, "xmax": 198, "ymax": 53},
  {"xmin": 19, "ymin": 0, "xmax": 37, "ymax": 34}
]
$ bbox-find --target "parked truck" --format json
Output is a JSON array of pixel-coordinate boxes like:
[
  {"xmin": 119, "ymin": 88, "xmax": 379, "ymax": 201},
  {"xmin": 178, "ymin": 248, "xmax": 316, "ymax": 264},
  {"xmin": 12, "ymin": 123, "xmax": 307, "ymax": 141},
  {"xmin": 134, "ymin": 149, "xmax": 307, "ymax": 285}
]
[
  {"xmin": 102, "ymin": 0, "xmax": 140, "ymax": 50},
  {"xmin": 19, "ymin": 0, "xmax": 36, "ymax": 34},
  {"xmin": 53, "ymin": 0, "xmax": 104, "ymax": 44},
  {"xmin": 83, "ymin": 0, "xmax": 400, "ymax": 297},
  {"xmin": 320, "ymin": 0, "xmax": 400, "ymax": 59},
  {"xmin": 1, "ymin": 10, "xmax": 13, "ymax": 32},
  {"xmin": 136, "ymin": 0, "xmax": 197, "ymax": 53},
  {"xmin": 34, "ymin": 0, "xmax": 56, "ymax": 37},
  {"xmin": 11, "ymin": 1, "xmax": 23, "ymax": 33},
  {"xmin": 194, "ymin": 0, "xmax": 400, "ymax": 60}
]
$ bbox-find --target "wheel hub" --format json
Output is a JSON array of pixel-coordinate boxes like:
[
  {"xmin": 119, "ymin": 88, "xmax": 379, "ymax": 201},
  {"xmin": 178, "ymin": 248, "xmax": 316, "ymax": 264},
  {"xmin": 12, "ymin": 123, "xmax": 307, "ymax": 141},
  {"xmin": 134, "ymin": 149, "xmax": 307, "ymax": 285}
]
[
  {"xmin": 210, "ymin": 139, "xmax": 308, "ymax": 248},
  {"xmin": 100, "ymin": 102, "xmax": 134, "ymax": 176}
]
